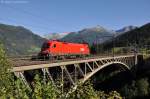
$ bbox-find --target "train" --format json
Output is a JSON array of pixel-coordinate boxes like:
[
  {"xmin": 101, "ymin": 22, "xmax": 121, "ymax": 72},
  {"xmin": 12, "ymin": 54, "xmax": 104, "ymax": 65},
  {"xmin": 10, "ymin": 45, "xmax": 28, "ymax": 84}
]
[{"xmin": 37, "ymin": 40, "xmax": 90, "ymax": 59}]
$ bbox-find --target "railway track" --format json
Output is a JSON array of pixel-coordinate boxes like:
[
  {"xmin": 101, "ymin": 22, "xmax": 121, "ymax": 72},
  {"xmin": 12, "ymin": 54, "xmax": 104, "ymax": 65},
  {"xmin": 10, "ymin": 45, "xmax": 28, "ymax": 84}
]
[{"xmin": 9, "ymin": 53, "xmax": 134, "ymax": 67}]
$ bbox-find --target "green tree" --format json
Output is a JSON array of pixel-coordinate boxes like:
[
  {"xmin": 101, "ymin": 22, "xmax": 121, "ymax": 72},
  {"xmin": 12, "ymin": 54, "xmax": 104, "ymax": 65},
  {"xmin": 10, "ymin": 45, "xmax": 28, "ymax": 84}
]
[
  {"xmin": 107, "ymin": 91, "xmax": 122, "ymax": 99},
  {"xmin": 0, "ymin": 43, "xmax": 14, "ymax": 98},
  {"xmin": 13, "ymin": 79, "xmax": 30, "ymax": 99},
  {"xmin": 67, "ymin": 81, "xmax": 99, "ymax": 99},
  {"xmin": 120, "ymin": 78, "xmax": 149, "ymax": 99},
  {"xmin": 66, "ymin": 81, "xmax": 122, "ymax": 99},
  {"xmin": 120, "ymin": 80, "xmax": 137, "ymax": 99},
  {"xmin": 136, "ymin": 78, "xmax": 149, "ymax": 96},
  {"xmin": 32, "ymin": 74, "xmax": 59, "ymax": 99}
]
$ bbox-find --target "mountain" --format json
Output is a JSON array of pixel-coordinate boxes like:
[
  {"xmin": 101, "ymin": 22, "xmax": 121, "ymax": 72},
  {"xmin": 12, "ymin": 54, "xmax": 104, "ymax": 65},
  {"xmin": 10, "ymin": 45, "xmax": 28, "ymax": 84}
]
[
  {"xmin": 61, "ymin": 26, "xmax": 113, "ymax": 45},
  {"xmin": 44, "ymin": 32, "xmax": 70, "ymax": 40},
  {"xmin": 116, "ymin": 26, "xmax": 137, "ymax": 34},
  {"xmin": 103, "ymin": 23, "xmax": 150, "ymax": 48},
  {"xmin": 0, "ymin": 23, "xmax": 46, "ymax": 56}
]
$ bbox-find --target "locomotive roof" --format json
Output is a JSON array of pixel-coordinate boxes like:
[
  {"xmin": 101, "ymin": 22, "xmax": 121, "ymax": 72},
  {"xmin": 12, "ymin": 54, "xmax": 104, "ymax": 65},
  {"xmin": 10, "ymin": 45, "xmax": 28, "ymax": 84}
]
[{"xmin": 44, "ymin": 40, "xmax": 89, "ymax": 45}]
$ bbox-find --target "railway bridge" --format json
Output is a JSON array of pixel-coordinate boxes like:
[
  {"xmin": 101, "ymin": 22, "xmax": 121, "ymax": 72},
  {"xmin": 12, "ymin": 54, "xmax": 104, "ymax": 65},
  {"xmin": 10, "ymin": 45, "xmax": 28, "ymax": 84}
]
[{"xmin": 12, "ymin": 54, "xmax": 142, "ymax": 94}]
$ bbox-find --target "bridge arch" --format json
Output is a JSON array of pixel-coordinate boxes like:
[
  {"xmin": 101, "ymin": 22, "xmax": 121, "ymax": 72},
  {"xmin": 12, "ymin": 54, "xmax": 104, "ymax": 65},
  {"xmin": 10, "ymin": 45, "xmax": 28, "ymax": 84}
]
[
  {"xmin": 81, "ymin": 62, "xmax": 130, "ymax": 83},
  {"xmin": 66, "ymin": 62, "xmax": 131, "ymax": 97}
]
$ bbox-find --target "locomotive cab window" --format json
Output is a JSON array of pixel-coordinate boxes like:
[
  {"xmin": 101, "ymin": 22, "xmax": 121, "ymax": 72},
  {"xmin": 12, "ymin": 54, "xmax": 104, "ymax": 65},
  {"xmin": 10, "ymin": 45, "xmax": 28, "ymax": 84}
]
[
  {"xmin": 42, "ymin": 43, "xmax": 50, "ymax": 48},
  {"xmin": 53, "ymin": 44, "xmax": 56, "ymax": 48}
]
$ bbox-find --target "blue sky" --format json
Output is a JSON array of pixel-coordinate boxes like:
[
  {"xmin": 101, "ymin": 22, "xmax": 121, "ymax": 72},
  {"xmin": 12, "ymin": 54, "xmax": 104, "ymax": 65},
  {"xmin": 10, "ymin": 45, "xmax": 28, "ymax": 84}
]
[{"xmin": 0, "ymin": 0, "xmax": 150, "ymax": 36}]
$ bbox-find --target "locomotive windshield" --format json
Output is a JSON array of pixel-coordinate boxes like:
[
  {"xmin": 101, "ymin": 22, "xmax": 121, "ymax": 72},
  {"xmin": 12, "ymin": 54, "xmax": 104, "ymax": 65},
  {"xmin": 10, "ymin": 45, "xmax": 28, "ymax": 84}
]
[{"xmin": 42, "ymin": 43, "xmax": 50, "ymax": 48}]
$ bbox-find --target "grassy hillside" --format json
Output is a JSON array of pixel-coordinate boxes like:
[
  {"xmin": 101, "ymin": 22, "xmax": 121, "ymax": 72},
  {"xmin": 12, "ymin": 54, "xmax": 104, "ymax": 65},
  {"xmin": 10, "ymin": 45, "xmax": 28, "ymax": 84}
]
[{"xmin": 0, "ymin": 23, "xmax": 46, "ymax": 56}]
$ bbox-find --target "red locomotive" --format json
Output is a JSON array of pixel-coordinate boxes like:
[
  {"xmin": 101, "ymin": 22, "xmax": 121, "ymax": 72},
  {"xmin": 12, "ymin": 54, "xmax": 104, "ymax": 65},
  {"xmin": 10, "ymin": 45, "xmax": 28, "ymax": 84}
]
[{"xmin": 38, "ymin": 40, "xmax": 90, "ymax": 59}]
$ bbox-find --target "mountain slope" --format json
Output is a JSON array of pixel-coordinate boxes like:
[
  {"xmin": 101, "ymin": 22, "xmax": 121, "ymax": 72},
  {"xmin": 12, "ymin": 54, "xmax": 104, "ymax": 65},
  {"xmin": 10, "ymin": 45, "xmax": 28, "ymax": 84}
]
[
  {"xmin": 103, "ymin": 23, "xmax": 150, "ymax": 48},
  {"xmin": 116, "ymin": 26, "xmax": 137, "ymax": 33},
  {"xmin": 0, "ymin": 23, "xmax": 46, "ymax": 56},
  {"xmin": 61, "ymin": 26, "xmax": 113, "ymax": 45},
  {"xmin": 44, "ymin": 32, "xmax": 70, "ymax": 40}
]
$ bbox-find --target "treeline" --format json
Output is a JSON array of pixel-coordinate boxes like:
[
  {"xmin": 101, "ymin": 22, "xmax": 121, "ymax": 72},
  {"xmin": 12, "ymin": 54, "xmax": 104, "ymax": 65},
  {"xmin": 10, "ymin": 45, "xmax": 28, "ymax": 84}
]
[
  {"xmin": 90, "ymin": 43, "xmax": 131, "ymax": 55},
  {"xmin": 120, "ymin": 77, "xmax": 150, "ymax": 99}
]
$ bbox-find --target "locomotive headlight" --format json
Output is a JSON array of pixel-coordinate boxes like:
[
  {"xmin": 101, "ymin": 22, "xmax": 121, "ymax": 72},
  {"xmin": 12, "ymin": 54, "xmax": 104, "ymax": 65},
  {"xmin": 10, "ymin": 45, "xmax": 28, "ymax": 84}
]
[
  {"xmin": 80, "ymin": 48, "xmax": 85, "ymax": 51},
  {"xmin": 42, "ymin": 50, "xmax": 49, "ymax": 54}
]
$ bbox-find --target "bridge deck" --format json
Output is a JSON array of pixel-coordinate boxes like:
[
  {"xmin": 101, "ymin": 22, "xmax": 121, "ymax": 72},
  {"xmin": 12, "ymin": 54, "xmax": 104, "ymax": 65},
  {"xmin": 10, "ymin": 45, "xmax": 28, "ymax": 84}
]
[
  {"xmin": 10, "ymin": 55, "xmax": 109, "ymax": 67},
  {"xmin": 12, "ymin": 55, "xmax": 135, "ymax": 72}
]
